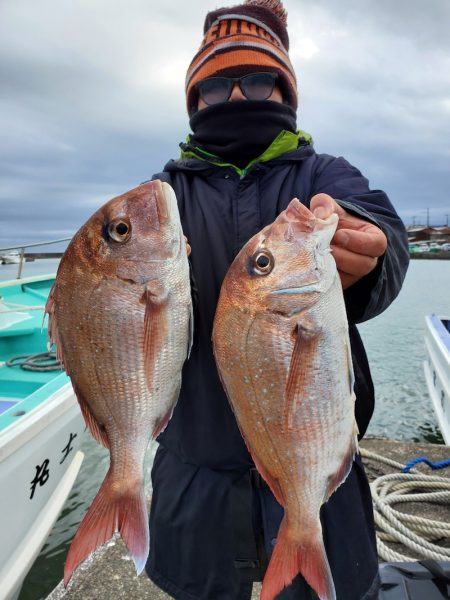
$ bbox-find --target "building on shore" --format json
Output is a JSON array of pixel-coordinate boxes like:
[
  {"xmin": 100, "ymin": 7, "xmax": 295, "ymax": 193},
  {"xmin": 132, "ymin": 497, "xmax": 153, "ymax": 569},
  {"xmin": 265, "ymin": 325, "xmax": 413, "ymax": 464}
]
[{"xmin": 407, "ymin": 226, "xmax": 450, "ymax": 244}]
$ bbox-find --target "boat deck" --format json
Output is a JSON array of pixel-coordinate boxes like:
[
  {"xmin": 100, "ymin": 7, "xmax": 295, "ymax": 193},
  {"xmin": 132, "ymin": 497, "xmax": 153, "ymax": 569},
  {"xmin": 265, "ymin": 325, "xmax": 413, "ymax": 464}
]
[{"xmin": 0, "ymin": 275, "xmax": 69, "ymax": 432}]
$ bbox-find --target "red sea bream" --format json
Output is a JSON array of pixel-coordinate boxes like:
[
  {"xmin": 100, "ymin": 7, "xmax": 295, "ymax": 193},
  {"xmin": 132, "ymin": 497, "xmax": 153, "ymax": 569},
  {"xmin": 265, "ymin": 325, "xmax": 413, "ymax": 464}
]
[
  {"xmin": 212, "ymin": 199, "xmax": 358, "ymax": 600},
  {"xmin": 46, "ymin": 180, "xmax": 192, "ymax": 585}
]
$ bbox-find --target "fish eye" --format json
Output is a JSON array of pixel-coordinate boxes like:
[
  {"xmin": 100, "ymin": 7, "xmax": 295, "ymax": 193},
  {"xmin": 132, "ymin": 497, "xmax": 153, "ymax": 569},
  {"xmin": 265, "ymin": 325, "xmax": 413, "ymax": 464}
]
[
  {"xmin": 252, "ymin": 250, "xmax": 274, "ymax": 276},
  {"xmin": 107, "ymin": 219, "xmax": 132, "ymax": 243}
]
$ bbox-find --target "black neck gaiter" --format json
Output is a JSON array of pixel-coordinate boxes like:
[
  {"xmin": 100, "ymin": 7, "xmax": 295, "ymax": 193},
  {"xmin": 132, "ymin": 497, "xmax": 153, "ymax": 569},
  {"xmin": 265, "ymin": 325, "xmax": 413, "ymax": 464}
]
[{"xmin": 189, "ymin": 100, "xmax": 298, "ymax": 168}]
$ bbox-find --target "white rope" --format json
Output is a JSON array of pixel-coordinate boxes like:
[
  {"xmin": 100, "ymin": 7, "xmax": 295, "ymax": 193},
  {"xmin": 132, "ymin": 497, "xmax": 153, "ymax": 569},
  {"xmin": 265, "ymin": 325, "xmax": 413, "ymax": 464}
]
[
  {"xmin": 0, "ymin": 303, "xmax": 45, "ymax": 313},
  {"xmin": 360, "ymin": 447, "xmax": 450, "ymax": 562}
]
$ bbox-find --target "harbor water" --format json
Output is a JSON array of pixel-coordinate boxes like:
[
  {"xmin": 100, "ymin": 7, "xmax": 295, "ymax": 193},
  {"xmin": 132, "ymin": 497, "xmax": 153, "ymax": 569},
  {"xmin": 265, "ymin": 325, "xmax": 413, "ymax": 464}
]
[{"xmin": 1, "ymin": 258, "xmax": 448, "ymax": 600}]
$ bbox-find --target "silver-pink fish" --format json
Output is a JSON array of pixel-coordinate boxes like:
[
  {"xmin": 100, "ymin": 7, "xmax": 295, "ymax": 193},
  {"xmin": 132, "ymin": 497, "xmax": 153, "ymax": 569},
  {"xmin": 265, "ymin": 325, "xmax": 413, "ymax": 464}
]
[
  {"xmin": 213, "ymin": 199, "xmax": 358, "ymax": 600},
  {"xmin": 46, "ymin": 180, "xmax": 192, "ymax": 585}
]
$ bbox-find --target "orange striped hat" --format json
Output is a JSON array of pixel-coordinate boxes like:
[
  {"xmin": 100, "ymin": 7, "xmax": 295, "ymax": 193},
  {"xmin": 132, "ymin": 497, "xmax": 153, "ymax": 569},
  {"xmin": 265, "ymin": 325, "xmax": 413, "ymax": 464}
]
[{"xmin": 185, "ymin": 0, "xmax": 298, "ymax": 115}]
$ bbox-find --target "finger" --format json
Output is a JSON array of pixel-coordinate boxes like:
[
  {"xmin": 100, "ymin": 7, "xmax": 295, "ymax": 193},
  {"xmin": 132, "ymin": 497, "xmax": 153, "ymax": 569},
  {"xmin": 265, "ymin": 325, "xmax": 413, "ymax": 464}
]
[
  {"xmin": 310, "ymin": 194, "xmax": 343, "ymax": 220},
  {"xmin": 338, "ymin": 271, "xmax": 359, "ymax": 290},
  {"xmin": 331, "ymin": 244, "xmax": 379, "ymax": 279},
  {"xmin": 183, "ymin": 235, "xmax": 191, "ymax": 257},
  {"xmin": 333, "ymin": 228, "xmax": 387, "ymax": 258}
]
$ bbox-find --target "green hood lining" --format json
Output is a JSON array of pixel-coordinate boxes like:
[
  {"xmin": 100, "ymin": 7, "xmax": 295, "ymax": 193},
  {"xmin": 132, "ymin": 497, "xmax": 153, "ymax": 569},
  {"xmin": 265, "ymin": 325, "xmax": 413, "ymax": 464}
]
[{"xmin": 180, "ymin": 130, "xmax": 313, "ymax": 177}]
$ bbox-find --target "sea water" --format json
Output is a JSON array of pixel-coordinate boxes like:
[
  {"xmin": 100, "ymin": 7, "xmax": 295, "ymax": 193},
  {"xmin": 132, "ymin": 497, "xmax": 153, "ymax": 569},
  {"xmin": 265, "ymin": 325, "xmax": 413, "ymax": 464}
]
[{"xmin": 4, "ymin": 258, "xmax": 448, "ymax": 600}]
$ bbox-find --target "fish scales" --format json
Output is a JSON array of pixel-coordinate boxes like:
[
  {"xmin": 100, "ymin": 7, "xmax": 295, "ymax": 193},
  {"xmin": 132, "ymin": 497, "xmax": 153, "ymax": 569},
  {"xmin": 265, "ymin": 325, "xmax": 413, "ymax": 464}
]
[
  {"xmin": 46, "ymin": 180, "xmax": 192, "ymax": 585},
  {"xmin": 213, "ymin": 199, "xmax": 358, "ymax": 600}
]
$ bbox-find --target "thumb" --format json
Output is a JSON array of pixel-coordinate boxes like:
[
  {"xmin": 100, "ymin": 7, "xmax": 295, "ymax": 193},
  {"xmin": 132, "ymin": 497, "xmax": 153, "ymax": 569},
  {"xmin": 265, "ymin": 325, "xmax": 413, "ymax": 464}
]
[{"xmin": 310, "ymin": 193, "xmax": 341, "ymax": 220}]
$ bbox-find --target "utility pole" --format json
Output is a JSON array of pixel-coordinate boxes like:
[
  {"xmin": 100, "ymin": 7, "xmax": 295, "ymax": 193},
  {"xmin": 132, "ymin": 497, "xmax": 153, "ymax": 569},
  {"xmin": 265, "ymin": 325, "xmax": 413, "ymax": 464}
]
[
  {"xmin": 446, "ymin": 214, "xmax": 449, "ymax": 227},
  {"xmin": 412, "ymin": 215, "xmax": 416, "ymax": 227},
  {"xmin": 426, "ymin": 208, "xmax": 430, "ymax": 228}
]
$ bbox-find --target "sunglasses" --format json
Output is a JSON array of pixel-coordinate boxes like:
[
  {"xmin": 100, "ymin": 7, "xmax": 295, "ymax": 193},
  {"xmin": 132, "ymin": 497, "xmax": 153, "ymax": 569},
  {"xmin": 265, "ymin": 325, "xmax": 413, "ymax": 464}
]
[{"xmin": 196, "ymin": 72, "xmax": 278, "ymax": 106}]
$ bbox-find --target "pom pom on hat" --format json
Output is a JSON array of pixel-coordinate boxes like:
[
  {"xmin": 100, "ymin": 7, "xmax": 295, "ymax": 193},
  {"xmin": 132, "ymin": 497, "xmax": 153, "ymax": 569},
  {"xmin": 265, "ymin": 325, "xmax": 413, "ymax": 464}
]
[
  {"xmin": 244, "ymin": 0, "xmax": 288, "ymax": 26},
  {"xmin": 185, "ymin": 0, "xmax": 298, "ymax": 115}
]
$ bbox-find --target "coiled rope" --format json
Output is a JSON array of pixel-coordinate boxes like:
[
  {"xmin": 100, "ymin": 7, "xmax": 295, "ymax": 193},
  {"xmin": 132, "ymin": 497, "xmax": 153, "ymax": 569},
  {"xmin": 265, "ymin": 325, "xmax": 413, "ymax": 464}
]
[
  {"xmin": 0, "ymin": 299, "xmax": 60, "ymax": 371},
  {"xmin": 360, "ymin": 447, "xmax": 450, "ymax": 563},
  {"xmin": 6, "ymin": 352, "xmax": 62, "ymax": 371}
]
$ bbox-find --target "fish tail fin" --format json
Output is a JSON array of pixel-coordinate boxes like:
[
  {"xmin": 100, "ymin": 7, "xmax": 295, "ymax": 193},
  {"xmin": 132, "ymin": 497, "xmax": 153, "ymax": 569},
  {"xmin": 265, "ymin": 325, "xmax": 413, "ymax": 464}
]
[
  {"xmin": 64, "ymin": 468, "xmax": 148, "ymax": 586},
  {"xmin": 261, "ymin": 519, "xmax": 335, "ymax": 600}
]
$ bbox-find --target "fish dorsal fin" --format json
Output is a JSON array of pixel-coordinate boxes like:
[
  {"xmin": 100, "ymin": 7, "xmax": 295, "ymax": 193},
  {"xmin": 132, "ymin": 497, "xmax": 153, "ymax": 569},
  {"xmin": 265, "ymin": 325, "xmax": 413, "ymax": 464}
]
[
  {"xmin": 345, "ymin": 335, "xmax": 356, "ymax": 395},
  {"xmin": 187, "ymin": 302, "xmax": 194, "ymax": 358},
  {"xmin": 143, "ymin": 280, "xmax": 169, "ymax": 385},
  {"xmin": 322, "ymin": 337, "xmax": 359, "ymax": 500},
  {"xmin": 284, "ymin": 318, "xmax": 320, "ymax": 430},
  {"xmin": 45, "ymin": 284, "xmax": 110, "ymax": 449},
  {"xmin": 45, "ymin": 284, "xmax": 68, "ymax": 374},
  {"xmin": 187, "ymin": 259, "xmax": 196, "ymax": 359}
]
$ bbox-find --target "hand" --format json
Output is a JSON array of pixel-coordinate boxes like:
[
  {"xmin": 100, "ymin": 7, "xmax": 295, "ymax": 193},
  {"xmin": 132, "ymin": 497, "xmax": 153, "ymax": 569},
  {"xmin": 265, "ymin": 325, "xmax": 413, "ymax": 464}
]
[
  {"xmin": 310, "ymin": 194, "xmax": 387, "ymax": 290},
  {"xmin": 184, "ymin": 236, "xmax": 191, "ymax": 257}
]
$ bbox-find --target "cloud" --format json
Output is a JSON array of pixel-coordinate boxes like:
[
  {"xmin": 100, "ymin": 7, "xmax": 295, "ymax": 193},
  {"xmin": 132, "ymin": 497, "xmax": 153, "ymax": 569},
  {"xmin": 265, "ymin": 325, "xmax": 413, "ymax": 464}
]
[
  {"xmin": 286, "ymin": 0, "xmax": 450, "ymax": 223},
  {"xmin": 1, "ymin": 0, "xmax": 449, "ymax": 250}
]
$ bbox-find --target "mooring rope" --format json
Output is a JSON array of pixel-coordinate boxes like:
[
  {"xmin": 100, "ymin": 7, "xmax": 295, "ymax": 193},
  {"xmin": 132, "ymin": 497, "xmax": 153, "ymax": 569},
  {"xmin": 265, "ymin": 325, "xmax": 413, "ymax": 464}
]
[
  {"xmin": 6, "ymin": 352, "xmax": 62, "ymax": 371},
  {"xmin": 360, "ymin": 447, "xmax": 450, "ymax": 562},
  {"xmin": 0, "ymin": 301, "xmax": 45, "ymax": 313},
  {"xmin": 403, "ymin": 456, "xmax": 450, "ymax": 472}
]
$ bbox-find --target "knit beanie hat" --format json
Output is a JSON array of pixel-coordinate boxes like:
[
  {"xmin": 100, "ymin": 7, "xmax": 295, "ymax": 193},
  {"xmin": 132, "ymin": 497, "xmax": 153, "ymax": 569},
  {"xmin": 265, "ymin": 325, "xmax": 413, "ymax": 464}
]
[{"xmin": 185, "ymin": 0, "xmax": 298, "ymax": 115}]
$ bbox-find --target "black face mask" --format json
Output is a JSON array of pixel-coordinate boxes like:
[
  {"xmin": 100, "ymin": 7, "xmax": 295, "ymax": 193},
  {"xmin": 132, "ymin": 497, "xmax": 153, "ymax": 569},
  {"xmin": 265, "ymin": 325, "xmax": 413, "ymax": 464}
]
[{"xmin": 189, "ymin": 100, "xmax": 297, "ymax": 168}]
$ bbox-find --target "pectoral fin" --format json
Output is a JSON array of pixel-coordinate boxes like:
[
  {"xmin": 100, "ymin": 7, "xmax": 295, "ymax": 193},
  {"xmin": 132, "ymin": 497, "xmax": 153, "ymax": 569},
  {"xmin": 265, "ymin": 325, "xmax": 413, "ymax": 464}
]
[
  {"xmin": 284, "ymin": 320, "xmax": 320, "ymax": 430},
  {"xmin": 142, "ymin": 282, "xmax": 168, "ymax": 385}
]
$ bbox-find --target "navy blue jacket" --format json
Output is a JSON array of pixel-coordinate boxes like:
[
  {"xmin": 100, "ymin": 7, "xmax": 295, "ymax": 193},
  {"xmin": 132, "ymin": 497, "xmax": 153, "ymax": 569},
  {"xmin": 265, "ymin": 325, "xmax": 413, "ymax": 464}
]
[{"xmin": 145, "ymin": 142, "xmax": 409, "ymax": 600}]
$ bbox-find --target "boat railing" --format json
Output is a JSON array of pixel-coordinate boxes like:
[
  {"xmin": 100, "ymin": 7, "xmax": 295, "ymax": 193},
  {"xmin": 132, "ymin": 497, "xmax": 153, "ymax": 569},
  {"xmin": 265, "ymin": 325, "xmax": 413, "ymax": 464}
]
[{"xmin": 0, "ymin": 238, "xmax": 72, "ymax": 279}]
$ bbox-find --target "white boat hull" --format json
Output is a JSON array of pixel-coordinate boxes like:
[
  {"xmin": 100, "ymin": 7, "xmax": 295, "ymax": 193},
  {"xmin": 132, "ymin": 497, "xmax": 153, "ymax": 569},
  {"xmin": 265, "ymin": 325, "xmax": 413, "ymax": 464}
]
[
  {"xmin": 0, "ymin": 254, "xmax": 21, "ymax": 265},
  {"xmin": 0, "ymin": 383, "xmax": 84, "ymax": 600},
  {"xmin": 424, "ymin": 315, "xmax": 450, "ymax": 445}
]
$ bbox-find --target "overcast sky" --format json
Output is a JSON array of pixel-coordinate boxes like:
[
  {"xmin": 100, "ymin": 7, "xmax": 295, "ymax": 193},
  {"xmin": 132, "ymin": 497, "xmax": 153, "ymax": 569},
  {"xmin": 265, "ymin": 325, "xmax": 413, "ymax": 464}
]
[{"xmin": 1, "ymin": 0, "xmax": 449, "ymax": 249}]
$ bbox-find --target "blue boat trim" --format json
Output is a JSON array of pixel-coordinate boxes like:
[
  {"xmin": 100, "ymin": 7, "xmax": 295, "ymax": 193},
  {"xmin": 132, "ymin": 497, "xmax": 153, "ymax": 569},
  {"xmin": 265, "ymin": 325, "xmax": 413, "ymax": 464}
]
[{"xmin": 0, "ymin": 400, "xmax": 17, "ymax": 416}]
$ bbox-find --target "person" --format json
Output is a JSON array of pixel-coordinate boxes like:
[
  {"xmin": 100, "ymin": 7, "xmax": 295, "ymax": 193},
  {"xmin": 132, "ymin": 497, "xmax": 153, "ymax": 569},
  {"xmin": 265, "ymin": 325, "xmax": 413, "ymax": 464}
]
[{"xmin": 144, "ymin": 1, "xmax": 409, "ymax": 598}]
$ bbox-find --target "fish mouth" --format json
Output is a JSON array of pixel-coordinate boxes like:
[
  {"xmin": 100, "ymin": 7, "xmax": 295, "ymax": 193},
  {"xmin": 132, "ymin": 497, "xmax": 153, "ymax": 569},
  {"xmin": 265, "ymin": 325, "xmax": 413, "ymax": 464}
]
[
  {"xmin": 314, "ymin": 212, "xmax": 339, "ymax": 228},
  {"xmin": 271, "ymin": 283, "xmax": 321, "ymax": 295}
]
